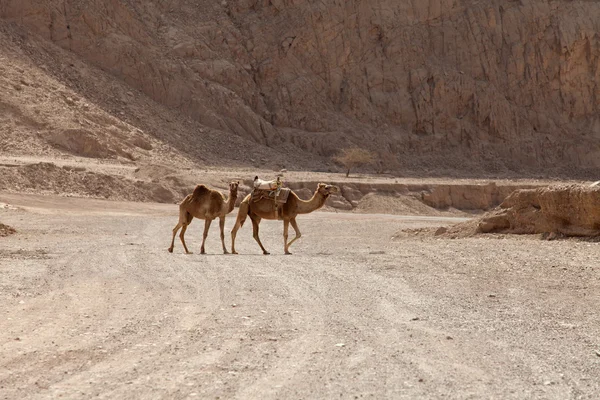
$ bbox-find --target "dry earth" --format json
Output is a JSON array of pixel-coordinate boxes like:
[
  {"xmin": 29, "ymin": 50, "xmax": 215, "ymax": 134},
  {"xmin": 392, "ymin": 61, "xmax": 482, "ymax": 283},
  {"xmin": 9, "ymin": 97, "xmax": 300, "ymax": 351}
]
[
  {"xmin": 1, "ymin": 192, "xmax": 600, "ymax": 399},
  {"xmin": 1, "ymin": 2, "xmax": 600, "ymax": 397}
]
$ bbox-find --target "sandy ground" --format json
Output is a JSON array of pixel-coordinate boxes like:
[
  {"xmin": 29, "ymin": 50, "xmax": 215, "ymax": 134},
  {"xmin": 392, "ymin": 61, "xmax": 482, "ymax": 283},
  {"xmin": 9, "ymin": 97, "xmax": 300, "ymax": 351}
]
[{"xmin": 1, "ymin": 192, "xmax": 600, "ymax": 399}]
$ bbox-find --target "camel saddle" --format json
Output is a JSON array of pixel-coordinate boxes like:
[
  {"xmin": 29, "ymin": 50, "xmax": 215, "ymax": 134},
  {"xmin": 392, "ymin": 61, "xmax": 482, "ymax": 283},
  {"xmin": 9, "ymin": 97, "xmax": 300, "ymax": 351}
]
[
  {"xmin": 251, "ymin": 187, "xmax": 291, "ymax": 204},
  {"xmin": 251, "ymin": 187, "xmax": 291, "ymax": 219}
]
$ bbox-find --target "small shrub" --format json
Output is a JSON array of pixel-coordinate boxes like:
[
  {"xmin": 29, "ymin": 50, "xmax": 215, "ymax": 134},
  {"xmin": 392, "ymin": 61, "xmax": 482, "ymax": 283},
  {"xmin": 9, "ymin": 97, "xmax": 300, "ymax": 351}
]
[{"xmin": 333, "ymin": 148, "xmax": 377, "ymax": 177}]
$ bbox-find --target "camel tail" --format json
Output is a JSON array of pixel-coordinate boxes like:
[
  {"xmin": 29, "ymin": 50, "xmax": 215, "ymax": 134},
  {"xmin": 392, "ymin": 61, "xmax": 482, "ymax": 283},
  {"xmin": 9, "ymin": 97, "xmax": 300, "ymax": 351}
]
[
  {"xmin": 176, "ymin": 201, "xmax": 194, "ymax": 225},
  {"xmin": 192, "ymin": 184, "xmax": 209, "ymax": 199},
  {"xmin": 184, "ymin": 210, "xmax": 193, "ymax": 224},
  {"xmin": 237, "ymin": 200, "xmax": 249, "ymax": 228}
]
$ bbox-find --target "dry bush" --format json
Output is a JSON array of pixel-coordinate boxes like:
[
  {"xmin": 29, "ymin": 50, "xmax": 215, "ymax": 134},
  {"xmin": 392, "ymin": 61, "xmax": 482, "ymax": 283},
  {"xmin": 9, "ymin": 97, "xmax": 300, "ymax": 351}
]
[
  {"xmin": 0, "ymin": 223, "xmax": 16, "ymax": 237},
  {"xmin": 333, "ymin": 148, "xmax": 377, "ymax": 177}
]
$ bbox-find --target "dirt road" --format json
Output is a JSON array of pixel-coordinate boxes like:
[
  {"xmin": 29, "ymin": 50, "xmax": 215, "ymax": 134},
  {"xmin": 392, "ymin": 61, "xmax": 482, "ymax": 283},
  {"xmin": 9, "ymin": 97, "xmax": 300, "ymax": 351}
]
[{"xmin": 1, "ymin": 193, "xmax": 599, "ymax": 399}]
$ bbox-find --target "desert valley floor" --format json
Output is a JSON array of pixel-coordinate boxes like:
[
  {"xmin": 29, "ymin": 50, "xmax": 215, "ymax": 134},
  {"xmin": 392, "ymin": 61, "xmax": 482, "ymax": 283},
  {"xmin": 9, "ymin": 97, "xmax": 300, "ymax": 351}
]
[
  {"xmin": 1, "ymin": 191, "xmax": 599, "ymax": 399},
  {"xmin": 3, "ymin": 2, "xmax": 600, "ymax": 397}
]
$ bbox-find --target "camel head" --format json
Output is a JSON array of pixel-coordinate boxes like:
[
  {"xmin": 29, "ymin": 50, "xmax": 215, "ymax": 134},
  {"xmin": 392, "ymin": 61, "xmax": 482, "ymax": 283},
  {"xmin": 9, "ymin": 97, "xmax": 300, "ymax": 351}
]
[
  {"xmin": 229, "ymin": 181, "xmax": 240, "ymax": 195},
  {"xmin": 317, "ymin": 183, "xmax": 340, "ymax": 197}
]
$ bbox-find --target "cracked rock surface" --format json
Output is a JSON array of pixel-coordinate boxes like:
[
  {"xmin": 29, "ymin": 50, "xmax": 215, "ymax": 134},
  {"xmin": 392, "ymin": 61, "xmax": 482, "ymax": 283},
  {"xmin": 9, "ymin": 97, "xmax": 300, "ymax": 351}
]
[{"xmin": 2, "ymin": 1, "xmax": 600, "ymax": 175}]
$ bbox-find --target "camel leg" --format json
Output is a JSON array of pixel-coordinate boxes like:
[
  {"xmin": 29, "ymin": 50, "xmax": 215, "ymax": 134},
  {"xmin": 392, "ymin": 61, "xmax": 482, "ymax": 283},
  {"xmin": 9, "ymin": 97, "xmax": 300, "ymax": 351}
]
[
  {"xmin": 231, "ymin": 201, "xmax": 249, "ymax": 254},
  {"xmin": 231, "ymin": 218, "xmax": 241, "ymax": 255},
  {"xmin": 200, "ymin": 219, "xmax": 213, "ymax": 254},
  {"xmin": 283, "ymin": 219, "xmax": 291, "ymax": 255},
  {"xmin": 250, "ymin": 214, "xmax": 269, "ymax": 255},
  {"xmin": 219, "ymin": 216, "xmax": 229, "ymax": 254},
  {"xmin": 168, "ymin": 221, "xmax": 182, "ymax": 253},
  {"xmin": 179, "ymin": 223, "xmax": 192, "ymax": 254},
  {"xmin": 285, "ymin": 218, "xmax": 302, "ymax": 252},
  {"xmin": 169, "ymin": 209, "xmax": 192, "ymax": 253}
]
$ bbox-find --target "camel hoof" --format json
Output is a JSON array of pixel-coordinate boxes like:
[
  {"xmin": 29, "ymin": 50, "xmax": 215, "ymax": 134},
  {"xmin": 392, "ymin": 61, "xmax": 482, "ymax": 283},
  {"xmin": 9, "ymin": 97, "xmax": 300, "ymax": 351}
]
[
  {"xmin": 185, "ymin": 251, "xmax": 194, "ymax": 255},
  {"xmin": 200, "ymin": 250, "xmax": 206, "ymax": 255},
  {"xmin": 168, "ymin": 248, "xmax": 173, "ymax": 253},
  {"xmin": 263, "ymin": 251, "xmax": 270, "ymax": 255},
  {"xmin": 223, "ymin": 250, "xmax": 229, "ymax": 254},
  {"xmin": 285, "ymin": 252, "xmax": 292, "ymax": 255},
  {"xmin": 232, "ymin": 251, "xmax": 238, "ymax": 255}
]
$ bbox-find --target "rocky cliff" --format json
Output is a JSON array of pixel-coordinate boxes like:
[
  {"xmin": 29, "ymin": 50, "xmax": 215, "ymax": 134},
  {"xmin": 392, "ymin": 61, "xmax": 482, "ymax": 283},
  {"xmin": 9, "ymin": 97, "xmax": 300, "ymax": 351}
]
[
  {"xmin": 478, "ymin": 185, "xmax": 600, "ymax": 237},
  {"xmin": 2, "ymin": 0, "xmax": 599, "ymax": 176}
]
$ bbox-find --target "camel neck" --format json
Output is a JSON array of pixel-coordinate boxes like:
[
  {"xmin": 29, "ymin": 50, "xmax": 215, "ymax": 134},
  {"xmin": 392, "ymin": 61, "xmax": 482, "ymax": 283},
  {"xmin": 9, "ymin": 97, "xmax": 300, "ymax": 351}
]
[
  {"xmin": 296, "ymin": 191, "xmax": 328, "ymax": 214},
  {"xmin": 226, "ymin": 192, "xmax": 237, "ymax": 213}
]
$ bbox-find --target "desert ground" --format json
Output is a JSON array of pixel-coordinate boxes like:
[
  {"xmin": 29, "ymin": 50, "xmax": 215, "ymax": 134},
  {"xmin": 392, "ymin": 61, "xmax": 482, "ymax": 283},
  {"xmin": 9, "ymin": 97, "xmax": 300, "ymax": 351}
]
[
  {"xmin": 2, "ymin": 2, "xmax": 600, "ymax": 398},
  {"xmin": 1, "ymin": 190, "xmax": 599, "ymax": 399}
]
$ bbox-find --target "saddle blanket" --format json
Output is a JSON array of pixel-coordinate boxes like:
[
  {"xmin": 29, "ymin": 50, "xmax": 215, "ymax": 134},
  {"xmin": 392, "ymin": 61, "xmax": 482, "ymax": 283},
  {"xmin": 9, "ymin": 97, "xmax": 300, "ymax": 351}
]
[{"xmin": 251, "ymin": 187, "xmax": 291, "ymax": 204}]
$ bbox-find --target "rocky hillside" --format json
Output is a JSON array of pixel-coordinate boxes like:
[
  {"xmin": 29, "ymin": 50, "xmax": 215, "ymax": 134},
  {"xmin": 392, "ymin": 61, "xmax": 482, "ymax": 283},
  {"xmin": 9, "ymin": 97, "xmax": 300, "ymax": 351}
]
[{"xmin": 1, "ymin": 0, "xmax": 600, "ymax": 176}]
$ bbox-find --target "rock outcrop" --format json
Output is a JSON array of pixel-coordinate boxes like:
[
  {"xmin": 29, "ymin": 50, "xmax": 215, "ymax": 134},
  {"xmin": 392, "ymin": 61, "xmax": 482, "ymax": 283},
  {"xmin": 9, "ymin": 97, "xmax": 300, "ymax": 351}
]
[
  {"xmin": 2, "ymin": 1, "xmax": 600, "ymax": 175},
  {"xmin": 478, "ymin": 185, "xmax": 600, "ymax": 237}
]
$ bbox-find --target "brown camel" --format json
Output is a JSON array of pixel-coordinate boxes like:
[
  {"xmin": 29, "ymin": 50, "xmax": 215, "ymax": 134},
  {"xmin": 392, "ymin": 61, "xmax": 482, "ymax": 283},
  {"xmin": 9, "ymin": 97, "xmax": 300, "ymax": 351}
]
[
  {"xmin": 231, "ymin": 183, "xmax": 339, "ymax": 255},
  {"xmin": 168, "ymin": 181, "xmax": 239, "ymax": 254}
]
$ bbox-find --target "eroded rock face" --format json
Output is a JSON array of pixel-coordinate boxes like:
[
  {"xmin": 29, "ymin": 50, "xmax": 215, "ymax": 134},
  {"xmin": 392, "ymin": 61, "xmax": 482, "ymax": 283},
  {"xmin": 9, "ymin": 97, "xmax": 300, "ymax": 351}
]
[
  {"xmin": 420, "ymin": 183, "xmax": 534, "ymax": 210},
  {"xmin": 286, "ymin": 180, "xmax": 532, "ymax": 211},
  {"xmin": 2, "ymin": 1, "xmax": 600, "ymax": 174},
  {"xmin": 478, "ymin": 185, "xmax": 600, "ymax": 237}
]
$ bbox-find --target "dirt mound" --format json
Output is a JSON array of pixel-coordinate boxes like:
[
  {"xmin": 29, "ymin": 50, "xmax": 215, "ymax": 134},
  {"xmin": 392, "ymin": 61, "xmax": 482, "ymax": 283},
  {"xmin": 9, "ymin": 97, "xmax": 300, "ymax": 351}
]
[
  {"xmin": 133, "ymin": 164, "xmax": 179, "ymax": 181},
  {"xmin": 47, "ymin": 129, "xmax": 125, "ymax": 159},
  {"xmin": 477, "ymin": 185, "xmax": 600, "ymax": 237},
  {"xmin": 0, "ymin": 223, "xmax": 16, "ymax": 237},
  {"xmin": 394, "ymin": 219, "xmax": 481, "ymax": 240},
  {"xmin": 0, "ymin": 162, "xmax": 180, "ymax": 203},
  {"xmin": 355, "ymin": 193, "xmax": 468, "ymax": 216}
]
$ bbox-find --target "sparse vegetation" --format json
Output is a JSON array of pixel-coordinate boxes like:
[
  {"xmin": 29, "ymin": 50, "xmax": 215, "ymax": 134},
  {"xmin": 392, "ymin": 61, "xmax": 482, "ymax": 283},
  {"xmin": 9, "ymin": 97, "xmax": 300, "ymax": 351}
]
[{"xmin": 333, "ymin": 148, "xmax": 377, "ymax": 177}]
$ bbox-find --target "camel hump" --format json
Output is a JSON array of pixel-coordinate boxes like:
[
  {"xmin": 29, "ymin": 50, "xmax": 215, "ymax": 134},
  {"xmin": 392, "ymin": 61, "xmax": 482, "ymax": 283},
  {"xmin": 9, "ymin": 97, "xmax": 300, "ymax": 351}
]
[{"xmin": 192, "ymin": 184, "xmax": 210, "ymax": 199}]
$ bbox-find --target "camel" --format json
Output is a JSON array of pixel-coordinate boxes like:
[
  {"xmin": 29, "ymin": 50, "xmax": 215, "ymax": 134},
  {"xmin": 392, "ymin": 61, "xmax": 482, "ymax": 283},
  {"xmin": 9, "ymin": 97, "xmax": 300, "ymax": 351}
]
[
  {"xmin": 168, "ymin": 181, "xmax": 239, "ymax": 254},
  {"xmin": 231, "ymin": 183, "xmax": 340, "ymax": 255}
]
